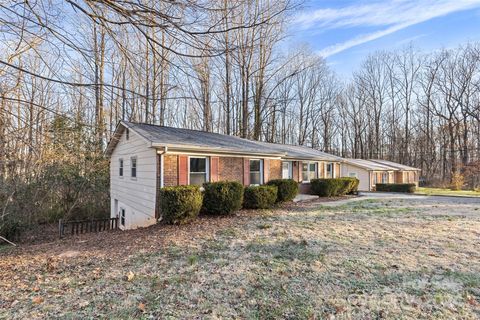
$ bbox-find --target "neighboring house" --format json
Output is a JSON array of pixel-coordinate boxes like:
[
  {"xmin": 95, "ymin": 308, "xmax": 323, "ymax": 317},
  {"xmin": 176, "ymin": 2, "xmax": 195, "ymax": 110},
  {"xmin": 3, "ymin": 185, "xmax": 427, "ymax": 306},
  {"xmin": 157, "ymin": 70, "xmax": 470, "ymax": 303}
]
[
  {"xmin": 341, "ymin": 159, "xmax": 398, "ymax": 191},
  {"xmin": 369, "ymin": 159, "xmax": 421, "ymax": 186},
  {"xmin": 106, "ymin": 121, "xmax": 343, "ymax": 230}
]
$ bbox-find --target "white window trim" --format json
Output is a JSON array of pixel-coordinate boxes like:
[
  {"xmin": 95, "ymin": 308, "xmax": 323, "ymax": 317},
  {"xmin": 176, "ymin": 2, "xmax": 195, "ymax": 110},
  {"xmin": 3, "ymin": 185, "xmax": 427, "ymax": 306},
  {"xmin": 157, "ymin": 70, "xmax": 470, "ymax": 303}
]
[
  {"xmin": 188, "ymin": 156, "xmax": 210, "ymax": 185},
  {"xmin": 302, "ymin": 161, "xmax": 318, "ymax": 183},
  {"xmin": 281, "ymin": 161, "xmax": 293, "ymax": 179},
  {"xmin": 382, "ymin": 172, "xmax": 388, "ymax": 183},
  {"xmin": 130, "ymin": 156, "xmax": 137, "ymax": 180},
  {"xmin": 249, "ymin": 159, "xmax": 264, "ymax": 186},
  {"xmin": 119, "ymin": 158, "xmax": 124, "ymax": 178},
  {"xmin": 326, "ymin": 162, "xmax": 334, "ymax": 179},
  {"xmin": 120, "ymin": 207, "xmax": 126, "ymax": 227}
]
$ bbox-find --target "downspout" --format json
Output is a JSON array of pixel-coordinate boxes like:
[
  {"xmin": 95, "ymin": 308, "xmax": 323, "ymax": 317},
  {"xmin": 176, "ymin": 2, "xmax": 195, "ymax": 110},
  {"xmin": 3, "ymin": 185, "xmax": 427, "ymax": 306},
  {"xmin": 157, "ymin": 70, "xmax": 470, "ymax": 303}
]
[{"xmin": 157, "ymin": 146, "xmax": 168, "ymax": 188}]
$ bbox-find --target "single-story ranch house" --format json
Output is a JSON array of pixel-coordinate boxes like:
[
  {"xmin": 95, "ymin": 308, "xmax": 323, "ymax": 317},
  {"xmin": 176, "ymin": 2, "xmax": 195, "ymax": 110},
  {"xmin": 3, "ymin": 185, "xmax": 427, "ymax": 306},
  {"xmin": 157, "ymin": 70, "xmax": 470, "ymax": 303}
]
[
  {"xmin": 106, "ymin": 121, "xmax": 344, "ymax": 230},
  {"xmin": 106, "ymin": 121, "xmax": 421, "ymax": 229}
]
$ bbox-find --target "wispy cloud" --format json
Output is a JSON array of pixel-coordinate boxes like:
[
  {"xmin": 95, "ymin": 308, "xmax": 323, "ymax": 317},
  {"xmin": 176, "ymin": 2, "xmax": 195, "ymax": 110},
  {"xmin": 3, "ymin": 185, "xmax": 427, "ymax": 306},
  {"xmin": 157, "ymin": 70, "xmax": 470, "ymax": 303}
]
[{"xmin": 295, "ymin": 0, "xmax": 480, "ymax": 57}]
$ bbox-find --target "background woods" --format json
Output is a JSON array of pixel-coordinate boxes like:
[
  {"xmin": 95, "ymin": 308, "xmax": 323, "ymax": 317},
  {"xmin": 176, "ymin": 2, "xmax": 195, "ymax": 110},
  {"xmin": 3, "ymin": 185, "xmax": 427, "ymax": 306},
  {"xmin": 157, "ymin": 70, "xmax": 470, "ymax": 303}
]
[{"xmin": 0, "ymin": 1, "xmax": 479, "ymax": 239}]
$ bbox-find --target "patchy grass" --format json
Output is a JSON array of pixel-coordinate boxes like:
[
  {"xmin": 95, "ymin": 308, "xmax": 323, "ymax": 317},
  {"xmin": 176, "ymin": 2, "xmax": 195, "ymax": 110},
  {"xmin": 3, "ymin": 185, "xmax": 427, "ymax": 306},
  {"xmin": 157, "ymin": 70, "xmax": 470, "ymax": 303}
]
[
  {"xmin": 416, "ymin": 187, "xmax": 480, "ymax": 197},
  {"xmin": 1, "ymin": 197, "xmax": 479, "ymax": 319}
]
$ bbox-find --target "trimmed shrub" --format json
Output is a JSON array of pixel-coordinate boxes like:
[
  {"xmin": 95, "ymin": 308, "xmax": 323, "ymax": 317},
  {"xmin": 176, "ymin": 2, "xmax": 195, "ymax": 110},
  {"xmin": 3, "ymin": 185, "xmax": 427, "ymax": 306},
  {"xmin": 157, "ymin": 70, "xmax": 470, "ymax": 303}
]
[
  {"xmin": 266, "ymin": 179, "xmax": 299, "ymax": 203},
  {"xmin": 159, "ymin": 185, "xmax": 203, "ymax": 225},
  {"xmin": 376, "ymin": 183, "xmax": 416, "ymax": 193},
  {"xmin": 339, "ymin": 177, "xmax": 359, "ymax": 195},
  {"xmin": 311, "ymin": 179, "xmax": 342, "ymax": 197},
  {"xmin": 243, "ymin": 185, "xmax": 278, "ymax": 209},
  {"xmin": 349, "ymin": 178, "xmax": 360, "ymax": 194},
  {"xmin": 310, "ymin": 178, "xmax": 359, "ymax": 197},
  {"xmin": 202, "ymin": 181, "xmax": 244, "ymax": 215}
]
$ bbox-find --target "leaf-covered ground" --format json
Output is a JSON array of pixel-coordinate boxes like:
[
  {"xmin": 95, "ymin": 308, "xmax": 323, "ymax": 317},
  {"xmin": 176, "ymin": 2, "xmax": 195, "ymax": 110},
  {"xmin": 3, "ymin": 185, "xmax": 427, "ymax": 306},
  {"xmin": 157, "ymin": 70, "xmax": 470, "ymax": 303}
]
[{"xmin": 1, "ymin": 196, "xmax": 479, "ymax": 319}]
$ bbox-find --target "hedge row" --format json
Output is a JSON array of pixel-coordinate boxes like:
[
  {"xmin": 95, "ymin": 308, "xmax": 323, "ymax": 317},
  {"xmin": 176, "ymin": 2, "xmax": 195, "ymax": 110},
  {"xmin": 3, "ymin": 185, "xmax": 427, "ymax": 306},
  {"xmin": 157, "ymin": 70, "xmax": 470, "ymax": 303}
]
[
  {"xmin": 160, "ymin": 179, "xmax": 299, "ymax": 224},
  {"xmin": 311, "ymin": 177, "xmax": 359, "ymax": 197},
  {"xmin": 375, "ymin": 183, "xmax": 416, "ymax": 193}
]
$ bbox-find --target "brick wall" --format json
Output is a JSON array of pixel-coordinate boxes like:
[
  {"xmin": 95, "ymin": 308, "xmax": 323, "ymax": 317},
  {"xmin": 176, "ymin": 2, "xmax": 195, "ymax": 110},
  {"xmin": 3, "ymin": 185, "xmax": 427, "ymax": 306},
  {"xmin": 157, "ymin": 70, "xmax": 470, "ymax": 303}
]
[
  {"xmin": 269, "ymin": 160, "xmax": 282, "ymax": 180},
  {"xmin": 163, "ymin": 154, "xmax": 178, "ymax": 187},
  {"xmin": 219, "ymin": 157, "xmax": 244, "ymax": 182},
  {"xmin": 335, "ymin": 163, "xmax": 341, "ymax": 178},
  {"xmin": 162, "ymin": 155, "xmax": 299, "ymax": 187},
  {"xmin": 318, "ymin": 161, "xmax": 325, "ymax": 178}
]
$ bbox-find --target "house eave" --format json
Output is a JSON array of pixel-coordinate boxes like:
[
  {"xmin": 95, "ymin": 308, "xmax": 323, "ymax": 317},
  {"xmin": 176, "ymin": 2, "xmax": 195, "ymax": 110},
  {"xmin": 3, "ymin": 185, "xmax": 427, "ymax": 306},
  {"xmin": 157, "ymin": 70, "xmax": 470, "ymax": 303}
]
[{"xmin": 154, "ymin": 144, "xmax": 284, "ymax": 159}]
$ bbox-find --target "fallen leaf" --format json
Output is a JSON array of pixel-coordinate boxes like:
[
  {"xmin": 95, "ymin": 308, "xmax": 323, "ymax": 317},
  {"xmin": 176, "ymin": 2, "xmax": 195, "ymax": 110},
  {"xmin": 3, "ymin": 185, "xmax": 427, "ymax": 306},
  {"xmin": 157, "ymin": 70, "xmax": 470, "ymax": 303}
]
[
  {"xmin": 138, "ymin": 302, "xmax": 146, "ymax": 311},
  {"xmin": 32, "ymin": 296, "xmax": 44, "ymax": 304},
  {"xmin": 127, "ymin": 271, "xmax": 135, "ymax": 282}
]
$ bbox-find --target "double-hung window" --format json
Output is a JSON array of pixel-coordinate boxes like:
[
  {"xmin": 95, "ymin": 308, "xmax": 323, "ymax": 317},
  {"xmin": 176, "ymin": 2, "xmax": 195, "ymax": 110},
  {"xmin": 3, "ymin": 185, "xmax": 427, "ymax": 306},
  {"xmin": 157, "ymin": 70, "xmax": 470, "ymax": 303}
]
[
  {"xmin": 189, "ymin": 157, "xmax": 208, "ymax": 185},
  {"xmin": 382, "ymin": 172, "xmax": 388, "ymax": 183},
  {"xmin": 281, "ymin": 161, "xmax": 292, "ymax": 179},
  {"xmin": 326, "ymin": 163, "xmax": 334, "ymax": 178},
  {"xmin": 250, "ymin": 159, "xmax": 263, "ymax": 185},
  {"xmin": 302, "ymin": 162, "xmax": 317, "ymax": 182},
  {"xmin": 119, "ymin": 159, "xmax": 124, "ymax": 177},
  {"xmin": 131, "ymin": 157, "xmax": 137, "ymax": 178}
]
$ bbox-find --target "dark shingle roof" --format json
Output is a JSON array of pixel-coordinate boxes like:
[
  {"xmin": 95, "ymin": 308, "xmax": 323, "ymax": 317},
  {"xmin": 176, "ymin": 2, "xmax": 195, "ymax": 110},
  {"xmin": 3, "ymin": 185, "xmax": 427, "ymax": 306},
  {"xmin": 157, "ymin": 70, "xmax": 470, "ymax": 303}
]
[{"xmin": 106, "ymin": 121, "xmax": 342, "ymax": 161}]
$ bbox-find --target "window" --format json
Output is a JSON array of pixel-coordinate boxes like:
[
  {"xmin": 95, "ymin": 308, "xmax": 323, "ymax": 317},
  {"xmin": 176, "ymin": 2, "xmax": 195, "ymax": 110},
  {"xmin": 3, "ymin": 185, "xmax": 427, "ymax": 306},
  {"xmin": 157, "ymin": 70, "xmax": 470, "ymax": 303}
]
[
  {"xmin": 125, "ymin": 128, "xmax": 129, "ymax": 140},
  {"xmin": 302, "ymin": 162, "xmax": 317, "ymax": 182},
  {"xmin": 189, "ymin": 157, "xmax": 208, "ymax": 185},
  {"xmin": 282, "ymin": 161, "xmax": 292, "ymax": 179},
  {"xmin": 250, "ymin": 159, "xmax": 263, "ymax": 185},
  {"xmin": 119, "ymin": 159, "xmax": 124, "ymax": 177},
  {"xmin": 120, "ymin": 208, "xmax": 125, "ymax": 227},
  {"xmin": 131, "ymin": 157, "xmax": 137, "ymax": 178},
  {"xmin": 326, "ymin": 163, "xmax": 333, "ymax": 178},
  {"xmin": 382, "ymin": 172, "xmax": 388, "ymax": 183},
  {"xmin": 373, "ymin": 173, "xmax": 378, "ymax": 184},
  {"xmin": 349, "ymin": 172, "xmax": 358, "ymax": 178},
  {"xmin": 309, "ymin": 162, "xmax": 317, "ymax": 180}
]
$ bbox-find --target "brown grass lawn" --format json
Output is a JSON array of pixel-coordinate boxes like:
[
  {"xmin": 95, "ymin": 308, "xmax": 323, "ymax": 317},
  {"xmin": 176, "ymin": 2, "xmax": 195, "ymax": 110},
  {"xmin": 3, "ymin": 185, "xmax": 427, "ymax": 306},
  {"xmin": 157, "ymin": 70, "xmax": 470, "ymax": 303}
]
[{"xmin": 1, "ymin": 196, "xmax": 479, "ymax": 319}]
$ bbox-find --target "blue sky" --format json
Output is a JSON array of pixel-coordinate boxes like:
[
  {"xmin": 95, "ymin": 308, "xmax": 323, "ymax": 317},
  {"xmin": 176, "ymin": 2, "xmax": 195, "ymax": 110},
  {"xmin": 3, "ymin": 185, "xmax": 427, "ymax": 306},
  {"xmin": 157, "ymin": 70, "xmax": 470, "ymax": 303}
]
[{"xmin": 290, "ymin": 0, "xmax": 480, "ymax": 78}]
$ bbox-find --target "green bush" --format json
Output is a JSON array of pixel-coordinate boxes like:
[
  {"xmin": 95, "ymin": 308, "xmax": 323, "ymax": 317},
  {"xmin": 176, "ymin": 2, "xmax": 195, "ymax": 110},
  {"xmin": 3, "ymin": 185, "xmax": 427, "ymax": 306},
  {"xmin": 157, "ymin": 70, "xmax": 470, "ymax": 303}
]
[
  {"xmin": 338, "ymin": 177, "xmax": 359, "ymax": 195},
  {"xmin": 266, "ymin": 179, "xmax": 299, "ymax": 203},
  {"xmin": 202, "ymin": 181, "xmax": 244, "ymax": 215},
  {"xmin": 349, "ymin": 178, "xmax": 360, "ymax": 194},
  {"xmin": 310, "ymin": 177, "xmax": 359, "ymax": 197},
  {"xmin": 159, "ymin": 185, "xmax": 203, "ymax": 225},
  {"xmin": 376, "ymin": 183, "xmax": 416, "ymax": 193},
  {"xmin": 243, "ymin": 185, "xmax": 278, "ymax": 209}
]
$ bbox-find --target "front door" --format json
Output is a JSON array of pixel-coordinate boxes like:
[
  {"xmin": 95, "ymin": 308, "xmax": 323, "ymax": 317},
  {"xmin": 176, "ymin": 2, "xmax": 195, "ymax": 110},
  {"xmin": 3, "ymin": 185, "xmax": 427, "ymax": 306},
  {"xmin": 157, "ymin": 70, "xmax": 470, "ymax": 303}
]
[{"xmin": 282, "ymin": 161, "xmax": 292, "ymax": 179}]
